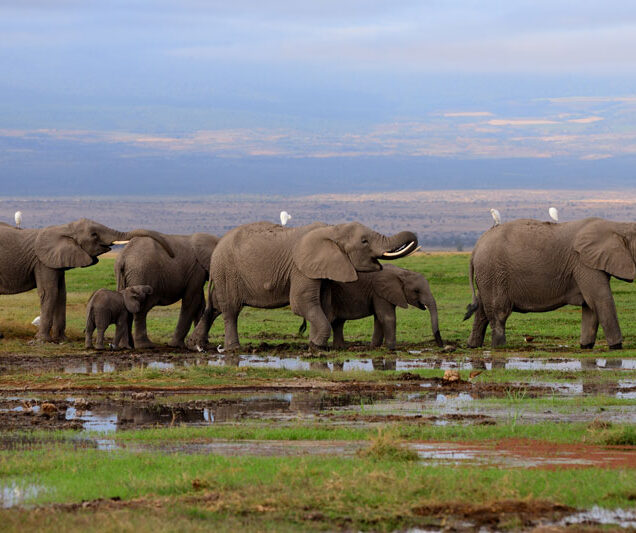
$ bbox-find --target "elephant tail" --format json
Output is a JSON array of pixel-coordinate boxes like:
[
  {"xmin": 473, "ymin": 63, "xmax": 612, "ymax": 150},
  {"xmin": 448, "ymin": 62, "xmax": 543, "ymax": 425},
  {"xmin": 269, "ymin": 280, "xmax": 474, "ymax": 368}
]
[
  {"xmin": 298, "ymin": 319, "xmax": 308, "ymax": 336},
  {"xmin": 115, "ymin": 257, "xmax": 127, "ymax": 291},
  {"xmin": 463, "ymin": 255, "xmax": 479, "ymax": 321}
]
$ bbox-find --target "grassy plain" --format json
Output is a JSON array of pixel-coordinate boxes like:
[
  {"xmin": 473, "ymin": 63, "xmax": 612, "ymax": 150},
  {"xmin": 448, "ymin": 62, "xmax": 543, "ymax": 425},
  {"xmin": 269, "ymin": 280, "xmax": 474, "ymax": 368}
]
[{"xmin": 0, "ymin": 253, "xmax": 635, "ymax": 531}]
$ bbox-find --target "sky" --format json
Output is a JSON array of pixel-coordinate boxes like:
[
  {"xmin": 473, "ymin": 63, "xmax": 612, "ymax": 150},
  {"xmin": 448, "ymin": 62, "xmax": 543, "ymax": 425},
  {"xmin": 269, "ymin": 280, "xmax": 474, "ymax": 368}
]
[{"xmin": 1, "ymin": 1, "xmax": 636, "ymax": 194}]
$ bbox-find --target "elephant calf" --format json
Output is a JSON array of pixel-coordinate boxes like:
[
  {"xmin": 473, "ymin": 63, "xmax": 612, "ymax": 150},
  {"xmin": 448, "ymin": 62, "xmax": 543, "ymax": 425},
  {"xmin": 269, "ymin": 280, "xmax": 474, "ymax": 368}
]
[
  {"xmin": 85, "ymin": 286, "xmax": 153, "ymax": 350},
  {"xmin": 302, "ymin": 264, "xmax": 443, "ymax": 349}
]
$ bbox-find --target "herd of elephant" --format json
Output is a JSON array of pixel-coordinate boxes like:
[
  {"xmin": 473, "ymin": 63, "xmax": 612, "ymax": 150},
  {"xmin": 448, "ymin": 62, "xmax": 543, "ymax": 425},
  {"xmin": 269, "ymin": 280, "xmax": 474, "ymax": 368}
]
[{"xmin": 1, "ymin": 215, "xmax": 634, "ymax": 352}]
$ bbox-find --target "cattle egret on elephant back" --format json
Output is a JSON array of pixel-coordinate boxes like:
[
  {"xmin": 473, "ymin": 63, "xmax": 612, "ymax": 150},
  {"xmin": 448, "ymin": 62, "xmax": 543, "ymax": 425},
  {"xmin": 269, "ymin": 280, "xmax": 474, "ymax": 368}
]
[
  {"xmin": 490, "ymin": 208, "xmax": 501, "ymax": 226},
  {"xmin": 549, "ymin": 207, "xmax": 559, "ymax": 222},
  {"xmin": 280, "ymin": 211, "xmax": 291, "ymax": 226},
  {"xmin": 14, "ymin": 211, "xmax": 22, "ymax": 228}
]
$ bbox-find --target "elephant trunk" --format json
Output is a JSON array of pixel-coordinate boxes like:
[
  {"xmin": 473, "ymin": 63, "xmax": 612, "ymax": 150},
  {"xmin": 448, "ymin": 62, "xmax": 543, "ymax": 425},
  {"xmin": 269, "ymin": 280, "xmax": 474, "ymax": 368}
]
[
  {"xmin": 420, "ymin": 295, "xmax": 443, "ymax": 347},
  {"xmin": 380, "ymin": 231, "xmax": 418, "ymax": 259},
  {"xmin": 112, "ymin": 229, "xmax": 175, "ymax": 258}
]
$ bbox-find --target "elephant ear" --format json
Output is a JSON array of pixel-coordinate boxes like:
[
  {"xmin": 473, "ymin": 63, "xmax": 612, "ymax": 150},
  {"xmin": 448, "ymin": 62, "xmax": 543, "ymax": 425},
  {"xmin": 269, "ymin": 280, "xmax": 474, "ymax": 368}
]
[
  {"xmin": 35, "ymin": 225, "xmax": 94, "ymax": 269},
  {"xmin": 293, "ymin": 227, "xmax": 358, "ymax": 282},
  {"xmin": 190, "ymin": 233, "xmax": 218, "ymax": 274},
  {"xmin": 123, "ymin": 288, "xmax": 142, "ymax": 313},
  {"xmin": 573, "ymin": 220, "xmax": 636, "ymax": 281},
  {"xmin": 371, "ymin": 270, "xmax": 408, "ymax": 309}
]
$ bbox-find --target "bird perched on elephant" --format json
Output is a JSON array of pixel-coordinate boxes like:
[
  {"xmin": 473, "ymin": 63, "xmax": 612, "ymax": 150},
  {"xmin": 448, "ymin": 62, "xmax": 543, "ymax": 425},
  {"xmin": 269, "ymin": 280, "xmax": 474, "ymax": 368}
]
[
  {"xmin": 189, "ymin": 221, "xmax": 418, "ymax": 352},
  {"xmin": 465, "ymin": 217, "xmax": 636, "ymax": 350},
  {"xmin": 115, "ymin": 233, "xmax": 219, "ymax": 348},
  {"xmin": 85, "ymin": 285, "xmax": 153, "ymax": 350},
  {"xmin": 300, "ymin": 264, "xmax": 443, "ymax": 349},
  {"xmin": 0, "ymin": 218, "xmax": 173, "ymax": 342}
]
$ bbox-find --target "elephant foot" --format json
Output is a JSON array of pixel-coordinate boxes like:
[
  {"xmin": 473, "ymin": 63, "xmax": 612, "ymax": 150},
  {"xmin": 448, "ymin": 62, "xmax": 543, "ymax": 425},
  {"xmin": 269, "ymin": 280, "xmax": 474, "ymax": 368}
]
[
  {"xmin": 167, "ymin": 339, "xmax": 186, "ymax": 349},
  {"xmin": 94, "ymin": 344, "xmax": 105, "ymax": 350},
  {"xmin": 84, "ymin": 342, "xmax": 93, "ymax": 350},
  {"xmin": 308, "ymin": 341, "xmax": 328, "ymax": 355},
  {"xmin": 580, "ymin": 342, "xmax": 595, "ymax": 349},
  {"xmin": 434, "ymin": 331, "xmax": 444, "ymax": 348},
  {"xmin": 185, "ymin": 336, "xmax": 209, "ymax": 352},
  {"xmin": 134, "ymin": 339, "xmax": 156, "ymax": 350},
  {"xmin": 609, "ymin": 342, "xmax": 623, "ymax": 350}
]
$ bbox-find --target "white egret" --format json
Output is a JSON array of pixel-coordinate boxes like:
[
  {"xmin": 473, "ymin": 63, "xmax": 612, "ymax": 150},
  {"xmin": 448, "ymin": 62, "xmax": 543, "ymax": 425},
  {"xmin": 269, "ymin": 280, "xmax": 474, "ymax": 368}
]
[
  {"xmin": 549, "ymin": 207, "xmax": 559, "ymax": 222},
  {"xmin": 280, "ymin": 211, "xmax": 291, "ymax": 226},
  {"xmin": 490, "ymin": 208, "xmax": 501, "ymax": 226},
  {"xmin": 31, "ymin": 316, "xmax": 40, "ymax": 326},
  {"xmin": 14, "ymin": 211, "xmax": 22, "ymax": 228}
]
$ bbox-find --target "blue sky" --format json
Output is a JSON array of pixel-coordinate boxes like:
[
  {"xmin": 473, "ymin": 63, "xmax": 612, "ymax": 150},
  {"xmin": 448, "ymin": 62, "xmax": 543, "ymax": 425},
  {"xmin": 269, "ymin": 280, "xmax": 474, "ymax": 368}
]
[{"xmin": 1, "ymin": 1, "xmax": 636, "ymax": 193}]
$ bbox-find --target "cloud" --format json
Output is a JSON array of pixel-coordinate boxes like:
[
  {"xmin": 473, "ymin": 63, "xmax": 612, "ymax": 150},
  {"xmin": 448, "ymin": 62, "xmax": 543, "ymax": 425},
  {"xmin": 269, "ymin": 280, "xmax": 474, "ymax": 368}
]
[
  {"xmin": 568, "ymin": 116, "xmax": 604, "ymax": 124},
  {"xmin": 488, "ymin": 119, "xmax": 558, "ymax": 126},
  {"xmin": 443, "ymin": 112, "xmax": 494, "ymax": 118}
]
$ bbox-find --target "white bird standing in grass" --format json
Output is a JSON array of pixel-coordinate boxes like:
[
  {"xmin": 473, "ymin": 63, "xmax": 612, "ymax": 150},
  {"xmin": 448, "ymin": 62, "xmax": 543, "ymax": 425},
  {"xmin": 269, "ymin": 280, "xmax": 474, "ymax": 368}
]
[
  {"xmin": 280, "ymin": 211, "xmax": 291, "ymax": 226},
  {"xmin": 32, "ymin": 316, "xmax": 40, "ymax": 327},
  {"xmin": 549, "ymin": 207, "xmax": 559, "ymax": 222},
  {"xmin": 490, "ymin": 208, "xmax": 501, "ymax": 226},
  {"xmin": 14, "ymin": 211, "xmax": 22, "ymax": 228}
]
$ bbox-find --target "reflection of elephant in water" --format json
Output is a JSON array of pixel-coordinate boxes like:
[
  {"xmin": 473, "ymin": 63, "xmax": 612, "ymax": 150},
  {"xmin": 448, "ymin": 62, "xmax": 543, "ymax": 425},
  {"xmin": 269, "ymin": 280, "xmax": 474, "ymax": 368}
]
[
  {"xmin": 115, "ymin": 233, "xmax": 219, "ymax": 348},
  {"xmin": 0, "ymin": 218, "xmax": 173, "ymax": 342},
  {"xmin": 191, "ymin": 221, "xmax": 417, "ymax": 351},
  {"xmin": 466, "ymin": 217, "xmax": 636, "ymax": 349},
  {"xmin": 302, "ymin": 264, "xmax": 443, "ymax": 350},
  {"xmin": 85, "ymin": 285, "xmax": 153, "ymax": 350}
]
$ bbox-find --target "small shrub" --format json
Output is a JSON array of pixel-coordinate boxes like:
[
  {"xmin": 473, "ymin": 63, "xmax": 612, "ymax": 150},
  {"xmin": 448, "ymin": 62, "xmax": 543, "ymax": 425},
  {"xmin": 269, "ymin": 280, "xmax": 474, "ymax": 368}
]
[{"xmin": 357, "ymin": 428, "xmax": 419, "ymax": 462}]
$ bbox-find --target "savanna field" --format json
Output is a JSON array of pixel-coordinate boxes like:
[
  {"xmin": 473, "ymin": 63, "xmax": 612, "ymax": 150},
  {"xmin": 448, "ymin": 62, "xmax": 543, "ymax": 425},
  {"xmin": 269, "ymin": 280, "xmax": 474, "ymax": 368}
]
[{"xmin": 0, "ymin": 253, "xmax": 635, "ymax": 532}]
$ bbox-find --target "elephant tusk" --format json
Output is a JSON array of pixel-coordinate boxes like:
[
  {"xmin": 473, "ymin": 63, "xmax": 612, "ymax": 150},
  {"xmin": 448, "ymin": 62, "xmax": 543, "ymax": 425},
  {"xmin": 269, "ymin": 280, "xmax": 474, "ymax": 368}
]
[
  {"xmin": 112, "ymin": 240, "xmax": 130, "ymax": 245},
  {"xmin": 382, "ymin": 240, "xmax": 417, "ymax": 258}
]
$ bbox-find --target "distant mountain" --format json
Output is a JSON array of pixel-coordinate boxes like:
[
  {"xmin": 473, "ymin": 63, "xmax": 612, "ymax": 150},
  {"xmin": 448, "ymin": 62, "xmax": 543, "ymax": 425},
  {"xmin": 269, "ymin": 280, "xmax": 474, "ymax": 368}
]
[{"xmin": 2, "ymin": 137, "xmax": 636, "ymax": 196}]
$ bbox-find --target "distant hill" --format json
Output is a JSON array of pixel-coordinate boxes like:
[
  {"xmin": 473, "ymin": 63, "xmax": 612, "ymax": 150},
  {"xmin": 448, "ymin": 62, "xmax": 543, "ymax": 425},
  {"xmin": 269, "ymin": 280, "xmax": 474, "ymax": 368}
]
[{"xmin": 2, "ymin": 147, "xmax": 636, "ymax": 196}]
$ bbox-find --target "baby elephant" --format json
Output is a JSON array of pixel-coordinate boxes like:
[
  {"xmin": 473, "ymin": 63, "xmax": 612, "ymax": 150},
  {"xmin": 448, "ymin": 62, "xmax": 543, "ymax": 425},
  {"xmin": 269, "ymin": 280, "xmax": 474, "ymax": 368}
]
[
  {"xmin": 85, "ymin": 286, "xmax": 153, "ymax": 350},
  {"xmin": 302, "ymin": 264, "xmax": 443, "ymax": 349}
]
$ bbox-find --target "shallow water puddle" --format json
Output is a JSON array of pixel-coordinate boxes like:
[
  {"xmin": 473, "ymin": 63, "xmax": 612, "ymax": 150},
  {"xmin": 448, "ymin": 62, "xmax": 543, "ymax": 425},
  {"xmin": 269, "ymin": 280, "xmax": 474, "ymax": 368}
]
[
  {"xmin": 558, "ymin": 506, "xmax": 636, "ymax": 529},
  {"xmin": 3, "ymin": 354, "xmax": 636, "ymax": 375},
  {"xmin": 411, "ymin": 440, "xmax": 636, "ymax": 469},
  {"xmin": 0, "ymin": 482, "xmax": 46, "ymax": 509}
]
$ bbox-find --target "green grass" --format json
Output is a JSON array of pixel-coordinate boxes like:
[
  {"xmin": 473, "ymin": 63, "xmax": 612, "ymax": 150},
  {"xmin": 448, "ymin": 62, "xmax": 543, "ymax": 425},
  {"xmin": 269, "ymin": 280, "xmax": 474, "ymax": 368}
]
[
  {"xmin": 0, "ymin": 442, "xmax": 635, "ymax": 532},
  {"xmin": 2, "ymin": 252, "xmax": 636, "ymax": 353},
  {"xmin": 0, "ymin": 252, "xmax": 635, "ymax": 531}
]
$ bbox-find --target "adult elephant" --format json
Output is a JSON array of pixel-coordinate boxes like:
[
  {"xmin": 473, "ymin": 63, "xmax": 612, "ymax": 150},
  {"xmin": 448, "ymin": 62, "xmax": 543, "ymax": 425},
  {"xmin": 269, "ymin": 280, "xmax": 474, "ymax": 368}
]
[
  {"xmin": 465, "ymin": 217, "xmax": 636, "ymax": 349},
  {"xmin": 189, "ymin": 221, "xmax": 418, "ymax": 351},
  {"xmin": 0, "ymin": 218, "xmax": 173, "ymax": 342},
  {"xmin": 115, "ymin": 233, "xmax": 219, "ymax": 348},
  {"xmin": 299, "ymin": 264, "xmax": 443, "ymax": 349}
]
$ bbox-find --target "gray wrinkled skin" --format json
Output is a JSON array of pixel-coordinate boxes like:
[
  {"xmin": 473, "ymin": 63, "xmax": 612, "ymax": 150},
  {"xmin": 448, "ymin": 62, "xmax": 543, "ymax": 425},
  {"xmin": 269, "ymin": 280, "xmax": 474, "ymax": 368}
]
[
  {"xmin": 115, "ymin": 233, "xmax": 218, "ymax": 349},
  {"xmin": 0, "ymin": 218, "xmax": 173, "ymax": 342},
  {"xmin": 189, "ymin": 221, "xmax": 417, "ymax": 351},
  {"xmin": 466, "ymin": 217, "xmax": 636, "ymax": 350}
]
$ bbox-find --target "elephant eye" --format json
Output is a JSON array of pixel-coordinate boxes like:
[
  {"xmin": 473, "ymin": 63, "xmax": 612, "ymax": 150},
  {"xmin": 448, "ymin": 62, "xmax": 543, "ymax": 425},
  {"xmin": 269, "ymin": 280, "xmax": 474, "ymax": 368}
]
[
  {"xmin": 361, "ymin": 238, "xmax": 368, "ymax": 245},
  {"xmin": 91, "ymin": 232, "xmax": 98, "ymax": 239}
]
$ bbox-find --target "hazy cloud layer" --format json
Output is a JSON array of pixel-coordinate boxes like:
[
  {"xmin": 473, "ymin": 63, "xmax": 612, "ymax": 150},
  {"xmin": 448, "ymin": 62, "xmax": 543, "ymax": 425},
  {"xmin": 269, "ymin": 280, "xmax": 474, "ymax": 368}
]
[{"xmin": 1, "ymin": 1, "xmax": 636, "ymax": 191}]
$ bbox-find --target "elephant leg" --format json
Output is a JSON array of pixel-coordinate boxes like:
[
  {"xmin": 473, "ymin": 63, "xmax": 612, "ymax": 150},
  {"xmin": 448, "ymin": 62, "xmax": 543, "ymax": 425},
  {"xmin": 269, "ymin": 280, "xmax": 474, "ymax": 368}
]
[
  {"xmin": 332, "ymin": 319, "xmax": 346, "ymax": 350},
  {"xmin": 373, "ymin": 300, "xmax": 397, "ymax": 349},
  {"xmin": 578, "ymin": 272, "xmax": 622, "ymax": 349},
  {"xmin": 169, "ymin": 289, "xmax": 204, "ymax": 348},
  {"xmin": 85, "ymin": 314, "xmax": 95, "ymax": 349},
  {"xmin": 34, "ymin": 266, "xmax": 64, "ymax": 342},
  {"xmin": 467, "ymin": 301, "xmax": 488, "ymax": 348},
  {"xmin": 370, "ymin": 316, "xmax": 384, "ymax": 348},
  {"xmin": 133, "ymin": 310, "xmax": 155, "ymax": 349},
  {"xmin": 51, "ymin": 275, "xmax": 67, "ymax": 342},
  {"xmin": 489, "ymin": 305, "xmax": 510, "ymax": 348},
  {"xmin": 114, "ymin": 315, "xmax": 132, "ymax": 350},
  {"xmin": 595, "ymin": 296, "xmax": 623, "ymax": 349},
  {"xmin": 222, "ymin": 306, "xmax": 242, "ymax": 351},
  {"xmin": 580, "ymin": 303, "xmax": 599, "ymax": 349},
  {"xmin": 94, "ymin": 322, "xmax": 106, "ymax": 350},
  {"xmin": 290, "ymin": 279, "xmax": 330, "ymax": 349}
]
